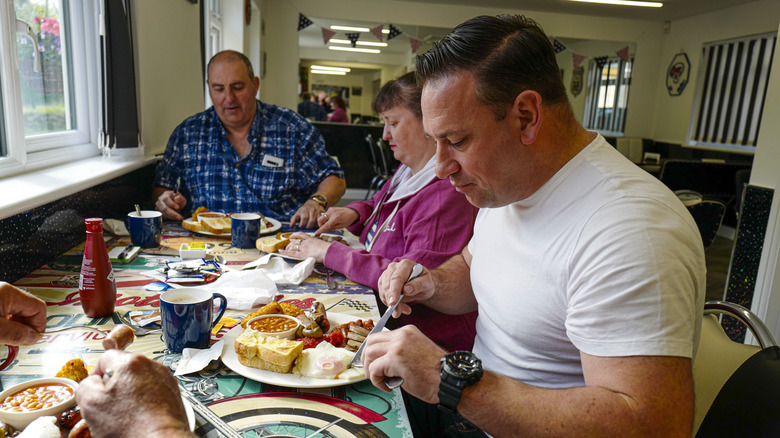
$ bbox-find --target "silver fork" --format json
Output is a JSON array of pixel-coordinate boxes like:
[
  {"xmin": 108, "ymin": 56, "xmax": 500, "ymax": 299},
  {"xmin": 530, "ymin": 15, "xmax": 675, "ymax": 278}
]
[
  {"xmin": 117, "ymin": 314, "xmax": 161, "ymax": 336},
  {"xmin": 46, "ymin": 325, "xmax": 107, "ymax": 335}
]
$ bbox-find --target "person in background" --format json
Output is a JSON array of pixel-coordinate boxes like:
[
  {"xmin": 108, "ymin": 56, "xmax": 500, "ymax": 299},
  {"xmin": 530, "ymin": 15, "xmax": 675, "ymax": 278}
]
[
  {"xmin": 317, "ymin": 91, "xmax": 330, "ymax": 114},
  {"xmin": 362, "ymin": 15, "xmax": 705, "ymax": 437},
  {"xmin": 327, "ymin": 96, "xmax": 349, "ymax": 123},
  {"xmin": 282, "ymin": 72, "xmax": 479, "ymax": 354},
  {"xmin": 154, "ymin": 50, "xmax": 345, "ymax": 229},
  {"xmin": 0, "ymin": 282, "xmax": 45, "ymax": 346},
  {"xmin": 297, "ymin": 91, "xmax": 327, "ymax": 121}
]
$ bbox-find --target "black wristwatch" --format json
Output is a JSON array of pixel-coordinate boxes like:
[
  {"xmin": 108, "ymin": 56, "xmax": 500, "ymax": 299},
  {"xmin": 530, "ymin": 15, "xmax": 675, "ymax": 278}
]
[
  {"xmin": 438, "ymin": 351, "xmax": 483, "ymax": 415},
  {"xmin": 310, "ymin": 194, "xmax": 328, "ymax": 209}
]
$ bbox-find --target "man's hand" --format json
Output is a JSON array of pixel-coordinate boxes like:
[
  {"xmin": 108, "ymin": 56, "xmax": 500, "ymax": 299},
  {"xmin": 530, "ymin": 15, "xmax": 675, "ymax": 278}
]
[
  {"xmin": 77, "ymin": 351, "xmax": 194, "ymax": 438},
  {"xmin": 361, "ymin": 325, "xmax": 444, "ymax": 399},
  {"xmin": 314, "ymin": 207, "xmax": 359, "ymax": 236},
  {"xmin": 0, "ymin": 283, "xmax": 46, "ymax": 346},
  {"xmin": 154, "ymin": 189, "xmax": 187, "ymax": 221},
  {"xmin": 377, "ymin": 260, "xmax": 435, "ymax": 318},
  {"xmin": 290, "ymin": 200, "xmax": 324, "ymax": 229}
]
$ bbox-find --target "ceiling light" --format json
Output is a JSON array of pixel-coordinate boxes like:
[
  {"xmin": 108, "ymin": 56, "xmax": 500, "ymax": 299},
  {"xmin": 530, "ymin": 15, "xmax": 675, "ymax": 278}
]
[
  {"xmin": 568, "ymin": 0, "xmax": 662, "ymax": 7},
  {"xmin": 310, "ymin": 65, "xmax": 351, "ymax": 72},
  {"xmin": 330, "ymin": 39, "xmax": 388, "ymax": 47},
  {"xmin": 330, "ymin": 25, "xmax": 369, "ymax": 32},
  {"xmin": 311, "ymin": 70, "xmax": 348, "ymax": 75},
  {"xmin": 329, "ymin": 46, "xmax": 381, "ymax": 54}
]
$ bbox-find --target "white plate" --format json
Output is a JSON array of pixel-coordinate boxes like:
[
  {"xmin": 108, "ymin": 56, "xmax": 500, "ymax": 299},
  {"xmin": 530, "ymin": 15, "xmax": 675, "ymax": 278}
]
[
  {"xmin": 182, "ymin": 217, "xmax": 282, "ymax": 237},
  {"xmin": 221, "ymin": 313, "xmax": 369, "ymax": 388}
]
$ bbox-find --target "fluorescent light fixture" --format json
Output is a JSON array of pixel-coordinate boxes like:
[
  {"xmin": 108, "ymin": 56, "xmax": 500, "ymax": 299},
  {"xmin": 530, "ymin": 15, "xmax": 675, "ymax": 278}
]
[
  {"xmin": 330, "ymin": 39, "xmax": 388, "ymax": 47},
  {"xmin": 568, "ymin": 0, "xmax": 662, "ymax": 7},
  {"xmin": 329, "ymin": 46, "xmax": 381, "ymax": 54},
  {"xmin": 310, "ymin": 65, "xmax": 351, "ymax": 72},
  {"xmin": 330, "ymin": 25, "xmax": 369, "ymax": 32},
  {"xmin": 311, "ymin": 70, "xmax": 348, "ymax": 75}
]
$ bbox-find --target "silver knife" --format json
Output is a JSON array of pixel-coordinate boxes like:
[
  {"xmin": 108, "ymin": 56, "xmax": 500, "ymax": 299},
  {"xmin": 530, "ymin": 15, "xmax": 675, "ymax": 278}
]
[
  {"xmin": 350, "ymin": 263, "xmax": 424, "ymax": 388},
  {"xmin": 179, "ymin": 384, "xmax": 242, "ymax": 438}
]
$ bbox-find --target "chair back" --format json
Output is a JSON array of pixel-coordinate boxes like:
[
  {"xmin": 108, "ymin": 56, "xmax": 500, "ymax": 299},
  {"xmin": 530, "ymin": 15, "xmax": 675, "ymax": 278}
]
[{"xmin": 687, "ymin": 200, "xmax": 727, "ymax": 249}]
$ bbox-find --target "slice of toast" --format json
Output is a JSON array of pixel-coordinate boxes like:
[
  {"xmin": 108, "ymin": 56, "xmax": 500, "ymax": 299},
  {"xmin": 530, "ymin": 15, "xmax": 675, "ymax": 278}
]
[
  {"xmin": 201, "ymin": 216, "xmax": 231, "ymax": 234},
  {"xmin": 234, "ymin": 328, "xmax": 303, "ymax": 373},
  {"xmin": 182, "ymin": 219, "xmax": 204, "ymax": 233},
  {"xmin": 256, "ymin": 234, "xmax": 290, "ymax": 252}
]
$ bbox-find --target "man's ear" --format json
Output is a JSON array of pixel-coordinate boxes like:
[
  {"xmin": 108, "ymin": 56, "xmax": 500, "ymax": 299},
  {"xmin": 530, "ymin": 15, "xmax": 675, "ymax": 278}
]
[{"xmin": 510, "ymin": 90, "xmax": 542, "ymax": 145}]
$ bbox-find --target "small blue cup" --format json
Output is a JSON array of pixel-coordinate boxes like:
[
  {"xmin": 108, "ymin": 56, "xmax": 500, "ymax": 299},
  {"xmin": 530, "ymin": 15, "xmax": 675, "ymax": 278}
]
[
  {"xmin": 127, "ymin": 210, "xmax": 163, "ymax": 248},
  {"xmin": 231, "ymin": 213, "xmax": 261, "ymax": 249},
  {"xmin": 160, "ymin": 288, "xmax": 227, "ymax": 353}
]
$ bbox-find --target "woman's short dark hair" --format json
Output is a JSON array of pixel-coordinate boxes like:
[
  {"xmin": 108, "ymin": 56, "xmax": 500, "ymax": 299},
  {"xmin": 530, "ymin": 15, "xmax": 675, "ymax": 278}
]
[
  {"xmin": 372, "ymin": 72, "xmax": 423, "ymax": 119},
  {"xmin": 416, "ymin": 15, "xmax": 568, "ymax": 120}
]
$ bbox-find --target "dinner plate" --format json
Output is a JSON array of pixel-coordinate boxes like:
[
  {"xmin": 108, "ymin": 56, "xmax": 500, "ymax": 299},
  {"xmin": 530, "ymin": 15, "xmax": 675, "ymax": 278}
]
[
  {"xmin": 182, "ymin": 217, "xmax": 282, "ymax": 237},
  {"xmin": 221, "ymin": 313, "xmax": 369, "ymax": 388}
]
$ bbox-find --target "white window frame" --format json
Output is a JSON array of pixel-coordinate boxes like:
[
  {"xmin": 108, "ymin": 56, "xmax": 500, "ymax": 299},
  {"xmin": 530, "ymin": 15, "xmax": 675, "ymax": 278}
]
[
  {"xmin": 0, "ymin": 0, "xmax": 99, "ymax": 178},
  {"xmin": 583, "ymin": 56, "xmax": 633, "ymax": 136},
  {"xmin": 204, "ymin": 0, "xmax": 222, "ymax": 108}
]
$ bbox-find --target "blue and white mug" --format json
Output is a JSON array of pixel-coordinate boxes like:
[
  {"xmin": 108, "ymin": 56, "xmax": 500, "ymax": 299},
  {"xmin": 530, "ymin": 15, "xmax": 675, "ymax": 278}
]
[
  {"xmin": 231, "ymin": 212, "xmax": 261, "ymax": 249},
  {"xmin": 160, "ymin": 288, "xmax": 227, "ymax": 353},
  {"xmin": 127, "ymin": 210, "xmax": 163, "ymax": 248}
]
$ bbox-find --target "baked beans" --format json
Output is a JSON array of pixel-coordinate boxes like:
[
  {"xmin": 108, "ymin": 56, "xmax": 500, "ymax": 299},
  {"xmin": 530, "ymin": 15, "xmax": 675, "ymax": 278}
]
[
  {"xmin": 250, "ymin": 315, "xmax": 298, "ymax": 333},
  {"xmin": 0, "ymin": 383, "xmax": 73, "ymax": 412}
]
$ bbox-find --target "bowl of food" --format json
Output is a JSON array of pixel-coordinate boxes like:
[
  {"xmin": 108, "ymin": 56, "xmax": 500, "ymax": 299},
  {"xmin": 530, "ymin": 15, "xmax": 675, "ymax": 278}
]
[
  {"xmin": 245, "ymin": 314, "xmax": 301, "ymax": 340},
  {"xmin": 0, "ymin": 377, "xmax": 78, "ymax": 430}
]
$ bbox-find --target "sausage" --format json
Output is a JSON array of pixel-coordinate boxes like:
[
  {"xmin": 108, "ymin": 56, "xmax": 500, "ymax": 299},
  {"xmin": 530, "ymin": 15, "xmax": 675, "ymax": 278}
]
[
  {"xmin": 67, "ymin": 418, "xmax": 93, "ymax": 438},
  {"xmin": 101, "ymin": 324, "xmax": 135, "ymax": 350}
]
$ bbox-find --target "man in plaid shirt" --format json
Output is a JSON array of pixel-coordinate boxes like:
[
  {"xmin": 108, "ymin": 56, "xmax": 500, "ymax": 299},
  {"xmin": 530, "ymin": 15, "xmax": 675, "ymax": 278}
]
[{"xmin": 153, "ymin": 50, "xmax": 345, "ymax": 228}]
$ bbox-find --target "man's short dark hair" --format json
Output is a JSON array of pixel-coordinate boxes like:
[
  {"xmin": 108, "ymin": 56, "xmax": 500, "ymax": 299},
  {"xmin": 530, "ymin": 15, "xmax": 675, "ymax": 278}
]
[
  {"xmin": 302, "ymin": 91, "xmax": 311, "ymax": 100},
  {"xmin": 207, "ymin": 50, "xmax": 255, "ymax": 81},
  {"xmin": 372, "ymin": 71, "xmax": 423, "ymax": 119},
  {"xmin": 416, "ymin": 15, "xmax": 568, "ymax": 120}
]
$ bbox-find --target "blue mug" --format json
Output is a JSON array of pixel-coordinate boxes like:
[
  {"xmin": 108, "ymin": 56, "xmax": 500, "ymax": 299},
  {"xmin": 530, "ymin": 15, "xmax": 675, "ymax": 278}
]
[
  {"xmin": 127, "ymin": 210, "xmax": 163, "ymax": 248},
  {"xmin": 231, "ymin": 213, "xmax": 262, "ymax": 249},
  {"xmin": 160, "ymin": 288, "xmax": 227, "ymax": 353}
]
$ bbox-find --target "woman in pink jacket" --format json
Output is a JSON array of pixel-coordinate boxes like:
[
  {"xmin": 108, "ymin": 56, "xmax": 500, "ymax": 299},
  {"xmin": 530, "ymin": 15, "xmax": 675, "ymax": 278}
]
[{"xmin": 282, "ymin": 72, "xmax": 478, "ymax": 352}]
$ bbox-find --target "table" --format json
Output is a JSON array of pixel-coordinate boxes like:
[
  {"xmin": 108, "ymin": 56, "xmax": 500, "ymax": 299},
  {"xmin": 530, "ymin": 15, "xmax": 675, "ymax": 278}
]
[{"xmin": 2, "ymin": 222, "xmax": 413, "ymax": 437}]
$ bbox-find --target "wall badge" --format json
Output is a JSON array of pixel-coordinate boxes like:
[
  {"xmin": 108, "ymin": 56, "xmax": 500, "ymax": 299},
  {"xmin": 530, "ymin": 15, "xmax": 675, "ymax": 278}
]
[{"xmin": 666, "ymin": 52, "xmax": 690, "ymax": 96}]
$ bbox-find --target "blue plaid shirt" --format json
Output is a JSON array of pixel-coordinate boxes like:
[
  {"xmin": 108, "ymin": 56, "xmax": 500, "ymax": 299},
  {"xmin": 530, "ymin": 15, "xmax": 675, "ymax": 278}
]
[{"xmin": 154, "ymin": 101, "xmax": 343, "ymax": 219}]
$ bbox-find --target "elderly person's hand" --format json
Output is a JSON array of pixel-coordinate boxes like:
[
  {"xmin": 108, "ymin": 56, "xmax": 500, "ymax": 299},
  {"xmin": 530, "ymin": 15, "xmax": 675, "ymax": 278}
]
[
  {"xmin": 278, "ymin": 232, "xmax": 330, "ymax": 262},
  {"xmin": 155, "ymin": 190, "xmax": 187, "ymax": 221},
  {"xmin": 361, "ymin": 324, "xmax": 444, "ymax": 397},
  {"xmin": 77, "ymin": 350, "xmax": 194, "ymax": 438},
  {"xmin": 290, "ymin": 200, "xmax": 324, "ymax": 229},
  {"xmin": 0, "ymin": 282, "xmax": 46, "ymax": 346},
  {"xmin": 314, "ymin": 207, "xmax": 359, "ymax": 235}
]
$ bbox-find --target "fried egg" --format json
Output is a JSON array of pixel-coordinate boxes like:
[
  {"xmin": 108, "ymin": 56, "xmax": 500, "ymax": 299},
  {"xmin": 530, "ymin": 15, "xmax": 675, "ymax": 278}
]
[{"xmin": 293, "ymin": 341, "xmax": 363, "ymax": 379}]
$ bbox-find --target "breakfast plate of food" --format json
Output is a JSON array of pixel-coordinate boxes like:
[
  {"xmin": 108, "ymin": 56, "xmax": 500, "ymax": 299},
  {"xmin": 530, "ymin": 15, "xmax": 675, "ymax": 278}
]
[
  {"xmin": 183, "ymin": 213, "xmax": 281, "ymax": 237},
  {"xmin": 221, "ymin": 301, "xmax": 376, "ymax": 389}
]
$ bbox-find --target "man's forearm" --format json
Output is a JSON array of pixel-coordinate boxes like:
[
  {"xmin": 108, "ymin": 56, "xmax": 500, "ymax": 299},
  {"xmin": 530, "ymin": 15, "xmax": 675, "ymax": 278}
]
[
  {"xmin": 423, "ymin": 253, "xmax": 478, "ymax": 314},
  {"xmin": 314, "ymin": 175, "xmax": 346, "ymax": 207}
]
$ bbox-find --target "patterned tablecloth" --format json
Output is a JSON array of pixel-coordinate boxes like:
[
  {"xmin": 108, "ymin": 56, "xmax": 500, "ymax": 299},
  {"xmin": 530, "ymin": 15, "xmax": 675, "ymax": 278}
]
[{"xmin": 1, "ymin": 224, "xmax": 413, "ymax": 438}]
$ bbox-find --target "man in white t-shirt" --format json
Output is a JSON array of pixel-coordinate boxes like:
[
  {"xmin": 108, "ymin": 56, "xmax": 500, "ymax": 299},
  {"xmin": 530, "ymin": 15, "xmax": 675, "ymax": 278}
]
[{"xmin": 363, "ymin": 14, "xmax": 705, "ymax": 437}]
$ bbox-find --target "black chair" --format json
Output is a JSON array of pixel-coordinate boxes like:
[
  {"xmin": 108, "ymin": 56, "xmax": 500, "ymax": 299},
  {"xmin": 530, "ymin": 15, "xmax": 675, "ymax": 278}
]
[
  {"xmin": 659, "ymin": 159, "xmax": 752, "ymax": 213},
  {"xmin": 364, "ymin": 133, "xmax": 393, "ymax": 200},
  {"xmin": 687, "ymin": 200, "xmax": 727, "ymax": 249},
  {"xmin": 693, "ymin": 301, "xmax": 780, "ymax": 437},
  {"xmin": 734, "ymin": 168, "xmax": 751, "ymax": 220}
]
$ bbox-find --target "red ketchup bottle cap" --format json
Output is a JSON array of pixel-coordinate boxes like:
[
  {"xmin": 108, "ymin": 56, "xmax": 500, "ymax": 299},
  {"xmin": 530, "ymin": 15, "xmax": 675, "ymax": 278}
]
[{"xmin": 84, "ymin": 218, "xmax": 104, "ymax": 233}]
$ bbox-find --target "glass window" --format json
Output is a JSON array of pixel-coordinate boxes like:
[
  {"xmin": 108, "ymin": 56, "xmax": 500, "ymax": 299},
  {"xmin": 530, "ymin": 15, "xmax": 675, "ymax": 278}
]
[
  {"xmin": 0, "ymin": 0, "xmax": 98, "ymax": 177},
  {"xmin": 583, "ymin": 56, "xmax": 633, "ymax": 135},
  {"xmin": 688, "ymin": 33, "xmax": 776, "ymax": 154}
]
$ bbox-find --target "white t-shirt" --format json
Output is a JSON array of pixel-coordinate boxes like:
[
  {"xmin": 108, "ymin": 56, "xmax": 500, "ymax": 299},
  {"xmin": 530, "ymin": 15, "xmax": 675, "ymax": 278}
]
[{"xmin": 469, "ymin": 135, "xmax": 705, "ymax": 389}]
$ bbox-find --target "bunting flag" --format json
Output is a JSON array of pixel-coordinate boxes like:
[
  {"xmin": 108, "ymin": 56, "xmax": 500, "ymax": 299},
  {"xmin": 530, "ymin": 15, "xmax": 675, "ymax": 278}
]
[
  {"xmin": 553, "ymin": 39, "xmax": 566, "ymax": 54},
  {"xmin": 297, "ymin": 14, "xmax": 313, "ymax": 31},
  {"xmin": 572, "ymin": 52, "xmax": 587, "ymax": 68},
  {"xmin": 321, "ymin": 28, "xmax": 336, "ymax": 45},
  {"xmin": 387, "ymin": 24, "xmax": 401, "ymax": 40},
  {"xmin": 594, "ymin": 56, "xmax": 609, "ymax": 68},
  {"xmin": 370, "ymin": 25, "xmax": 384, "ymax": 42},
  {"xmin": 616, "ymin": 46, "xmax": 630, "ymax": 62},
  {"xmin": 410, "ymin": 37, "xmax": 424, "ymax": 54},
  {"xmin": 345, "ymin": 32, "xmax": 360, "ymax": 47}
]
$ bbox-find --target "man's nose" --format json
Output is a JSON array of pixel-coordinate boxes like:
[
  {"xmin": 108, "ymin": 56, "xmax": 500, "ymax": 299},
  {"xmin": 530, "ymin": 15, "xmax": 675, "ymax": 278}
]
[{"xmin": 435, "ymin": 145, "xmax": 459, "ymax": 179}]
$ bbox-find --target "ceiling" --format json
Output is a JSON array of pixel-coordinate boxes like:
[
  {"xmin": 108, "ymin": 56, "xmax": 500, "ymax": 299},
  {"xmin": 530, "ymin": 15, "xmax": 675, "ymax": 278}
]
[{"xmin": 299, "ymin": 0, "xmax": 761, "ymax": 74}]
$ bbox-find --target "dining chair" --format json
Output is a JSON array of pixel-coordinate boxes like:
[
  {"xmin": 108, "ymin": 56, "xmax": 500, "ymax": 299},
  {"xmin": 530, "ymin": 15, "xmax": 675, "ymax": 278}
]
[
  {"xmin": 692, "ymin": 301, "xmax": 780, "ymax": 437},
  {"xmin": 687, "ymin": 200, "xmax": 727, "ymax": 249},
  {"xmin": 364, "ymin": 133, "xmax": 393, "ymax": 200}
]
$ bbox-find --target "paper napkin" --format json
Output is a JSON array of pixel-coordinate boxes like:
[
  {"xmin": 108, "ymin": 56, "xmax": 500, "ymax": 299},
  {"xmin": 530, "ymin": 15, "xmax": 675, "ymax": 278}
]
[{"xmin": 174, "ymin": 340, "xmax": 224, "ymax": 376}]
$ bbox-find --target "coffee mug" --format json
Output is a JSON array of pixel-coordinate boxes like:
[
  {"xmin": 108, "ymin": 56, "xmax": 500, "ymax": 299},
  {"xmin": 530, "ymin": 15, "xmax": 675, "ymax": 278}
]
[
  {"xmin": 127, "ymin": 210, "xmax": 163, "ymax": 248},
  {"xmin": 231, "ymin": 213, "xmax": 261, "ymax": 249},
  {"xmin": 160, "ymin": 288, "xmax": 227, "ymax": 353}
]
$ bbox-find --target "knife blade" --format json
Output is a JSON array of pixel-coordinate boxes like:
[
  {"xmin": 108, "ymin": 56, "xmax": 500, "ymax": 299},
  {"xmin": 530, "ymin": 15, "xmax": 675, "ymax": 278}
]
[
  {"xmin": 179, "ymin": 384, "xmax": 242, "ymax": 438},
  {"xmin": 350, "ymin": 263, "xmax": 424, "ymax": 387}
]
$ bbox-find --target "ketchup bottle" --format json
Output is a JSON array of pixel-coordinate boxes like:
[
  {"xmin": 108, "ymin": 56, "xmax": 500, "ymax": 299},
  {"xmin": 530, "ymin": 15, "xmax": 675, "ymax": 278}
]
[{"xmin": 79, "ymin": 218, "xmax": 117, "ymax": 317}]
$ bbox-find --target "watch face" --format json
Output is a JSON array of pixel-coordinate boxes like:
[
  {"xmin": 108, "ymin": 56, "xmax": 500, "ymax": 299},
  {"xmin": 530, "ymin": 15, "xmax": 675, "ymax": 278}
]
[{"xmin": 443, "ymin": 351, "xmax": 482, "ymax": 381}]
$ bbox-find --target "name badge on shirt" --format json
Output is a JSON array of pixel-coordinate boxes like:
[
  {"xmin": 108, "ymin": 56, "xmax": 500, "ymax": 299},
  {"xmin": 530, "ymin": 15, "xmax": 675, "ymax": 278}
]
[{"xmin": 262, "ymin": 154, "xmax": 284, "ymax": 167}]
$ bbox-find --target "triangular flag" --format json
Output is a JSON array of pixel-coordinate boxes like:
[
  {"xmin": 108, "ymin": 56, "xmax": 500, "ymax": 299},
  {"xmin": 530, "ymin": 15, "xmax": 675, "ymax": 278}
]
[
  {"xmin": 321, "ymin": 28, "xmax": 336, "ymax": 45},
  {"xmin": 553, "ymin": 39, "xmax": 566, "ymax": 54},
  {"xmin": 617, "ymin": 46, "xmax": 630, "ymax": 62},
  {"xmin": 594, "ymin": 56, "xmax": 609, "ymax": 68},
  {"xmin": 410, "ymin": 37, "xmax": 424, "ymax": 54},
  {"xmin": 572, "ymin": 52, "xmax": 587, "ymax": 68},
  {"xmin": 370, "ymin": 25, "xmax": 384, "ymax": 42},
  {"xmin": 298, "ymin": 14, "xmax": 313, "ymax": 31},
  {"xmin": 387, "ymin": 24, "xmax": 401, "ymax": 40},
  {"xmin": 346, "ymin": 33, "xmax": 360, "ymax": 47}
]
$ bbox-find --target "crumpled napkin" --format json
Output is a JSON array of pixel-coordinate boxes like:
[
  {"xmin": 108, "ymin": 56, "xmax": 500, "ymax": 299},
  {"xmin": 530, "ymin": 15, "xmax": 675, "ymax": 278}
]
[
  {"xmin": 174, "ymin": 340, "xmax": 224, "ymax": 376},
  {"xmin": 103, "ymin": 218, "xmax": 130, "ymax": 236},
  {"xmin": 202, "ymin": 269, "xmax": 277, "ymax": 310},
  {"xmin": 243, "ymin": 254, "xmax": 315, "ymax": 285}
]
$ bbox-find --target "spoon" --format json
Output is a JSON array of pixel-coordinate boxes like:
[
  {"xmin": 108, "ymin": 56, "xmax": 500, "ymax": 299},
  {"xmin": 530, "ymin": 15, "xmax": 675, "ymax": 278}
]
[
  {"xmin": 314, "ymin": 264, "xmax": 336, "ymax": 289},
  {"xmin": 135, "ymin": 204, "xmax": 142, "ymax": 216}
]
